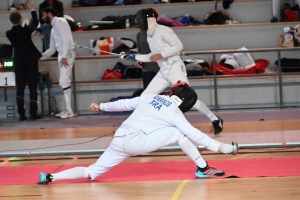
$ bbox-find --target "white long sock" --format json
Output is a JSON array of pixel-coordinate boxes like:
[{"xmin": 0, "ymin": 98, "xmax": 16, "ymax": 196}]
[
  {"xmin": 63, "ymin": 88, "xmax": 72, "ymax": 111},
  {"xmin": 52, "ymin": 167, "xmax": 89, "ymax": 181},
  {"xmin": 273, "ymin": 0, "xmax": 281, "ymax": 17},
  {"xmin": 178, "ymin": 135, "xmax": 207, "ymax": 168},
  {"xmin": 8, "ymin": 0, "xmax": 13, "ymax": 7},
  {"xmin": 193, "ymin": 100, "xmax": 218, "ymax": 121}
]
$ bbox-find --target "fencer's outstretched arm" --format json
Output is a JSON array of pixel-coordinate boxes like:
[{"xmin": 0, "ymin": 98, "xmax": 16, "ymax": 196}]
[
  {"xmin": 160, "ymin": 26, "xmax": 183, "ymax": 58},
  {"xmin": 173, "ymin": 113, "xmax": 217, "ymax": 151},
  {"xmin": 99, "ymin": 97, "xmax": 141, "ymax": 112}
]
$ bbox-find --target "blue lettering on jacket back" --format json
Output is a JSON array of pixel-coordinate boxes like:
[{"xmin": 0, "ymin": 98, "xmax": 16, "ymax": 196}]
[{"xmin": 148, "ymin": 95, "xmax": 172, "ymax": 111}]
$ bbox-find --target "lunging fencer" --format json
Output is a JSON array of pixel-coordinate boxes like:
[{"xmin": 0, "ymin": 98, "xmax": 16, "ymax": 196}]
[
  {"xmin": 40, "ymin": 7, "xmax": 76, "ymax": 119},
  {"xmin": 39, "ymin": 81, "xmax": 238, "ymax": 184},
  {"xmin": 123, "ymin": 8, "xmax": 224, "ymax": 135}
]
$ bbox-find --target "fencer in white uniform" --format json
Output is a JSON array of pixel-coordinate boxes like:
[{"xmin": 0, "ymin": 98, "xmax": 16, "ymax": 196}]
[
  {"xmin": 124, "ymin": 8, "xmax": 223, "ymax": 135},
  {"xmin": 40, "ymin": 7, "xmax": 76, "ymax": 119},
  {"xmin": 39, "ymin": 81, "xmax": 238, "ymax": 184}
]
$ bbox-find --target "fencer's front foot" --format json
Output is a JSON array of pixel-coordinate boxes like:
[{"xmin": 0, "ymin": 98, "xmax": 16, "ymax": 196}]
[{"xmin": 232, "ymin": 142, "xmax": 238, "ymax": 155}]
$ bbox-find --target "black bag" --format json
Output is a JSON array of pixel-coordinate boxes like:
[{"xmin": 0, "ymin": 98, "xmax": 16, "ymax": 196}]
[
  {"xmin": 99, "ymin": 0, "xmax": 116, "ymax": 6},
  {"xmin": 112, "ymin": 62, "xmax": 142, "ymax": 79},
  {"xmin": 66, "ymin": 19, "xmax": 79, "ymax": 31},
  {"xmin": 100, "ymin": 15, "xmax": 136, "ymax": 30},
  {"xmin": 71, "ymin": 0, "xmax": 81, "ymax": 7},
  {"xmin": 0, "ymin": 44, "xmax": 13, "ymax": 58},
  {"xmin": 203, "ymin": 0, "xmax": 231, "ymax": 25},
  {"xmin": 79, "ymin": 0, "xmax": 100, "ymax": 6},
  {"xmin": 123, "ymin": 0, "xmax": 141, "ymax": 5},
  {"xmin": 124, "ymin": 67, "xmax": 142, "ymax": 79},
  {"xmin": 275, "ymin": 58, "xmax": 300, "ymax": 72},
  {"xmin": 203, "ymin": 11, "xmax": 230, "ymax": 24}
]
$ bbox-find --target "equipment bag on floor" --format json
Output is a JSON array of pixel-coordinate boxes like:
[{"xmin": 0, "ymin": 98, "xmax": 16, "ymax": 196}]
[{"xmin": 275, "ymin": 58, "xmax": 300, "ymax": 72}]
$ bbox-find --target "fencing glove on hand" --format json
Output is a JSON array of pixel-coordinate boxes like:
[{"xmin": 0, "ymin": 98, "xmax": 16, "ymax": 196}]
[{"xmin": 124, "ymin": 54, "xmax": 137, "ymax": 62}]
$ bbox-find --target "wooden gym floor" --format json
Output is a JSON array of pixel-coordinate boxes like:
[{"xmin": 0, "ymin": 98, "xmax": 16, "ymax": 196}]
[{"xmin": 0, "ymin": 109, "xmax": 300, "ymax": 200}]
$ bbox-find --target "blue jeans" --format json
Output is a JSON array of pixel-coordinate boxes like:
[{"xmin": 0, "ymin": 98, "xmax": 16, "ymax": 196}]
[{"xmin": 40, "ymin": 23, "xmax": 52, "ymax": 52}]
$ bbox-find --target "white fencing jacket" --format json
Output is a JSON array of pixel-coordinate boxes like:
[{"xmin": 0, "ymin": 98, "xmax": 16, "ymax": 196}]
[
  {"xmin": 43, "ymin": 17, "xmax": 76, "ymax": 59},
  {"xmin": 99, "ymin": 94, "xmax": 211, "ymax": 147},
  {"xmin": 135, "ymin": 25, "xmax": 183, "ymax": 75}
]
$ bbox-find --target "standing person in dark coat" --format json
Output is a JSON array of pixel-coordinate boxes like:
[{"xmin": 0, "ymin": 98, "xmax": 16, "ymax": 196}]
[{"xmin": 6, "ymin": 0, "xmax": 42, "ymax": 121}]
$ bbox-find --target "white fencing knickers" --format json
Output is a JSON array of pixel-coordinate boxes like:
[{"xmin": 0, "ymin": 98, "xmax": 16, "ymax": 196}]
[
  {"xmin": 142, "ymin": 58, "xmax": 189, "ymax": 95},
  {"xmin": 87, "ymin": 125, "xmax": 209, "ymax": 180},
  {"xmin": 58, "ymin": 50, "xmax": 76, "ymax": 89}
]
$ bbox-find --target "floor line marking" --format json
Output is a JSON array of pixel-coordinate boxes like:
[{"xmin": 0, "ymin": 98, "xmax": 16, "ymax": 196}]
[
  {"xmin": 231, "ymin": 154, "xmax": 251, "ymax": 160},
  {"xmin": 171, "ymin": 180, "xmax": 189, "ymax": 200}
]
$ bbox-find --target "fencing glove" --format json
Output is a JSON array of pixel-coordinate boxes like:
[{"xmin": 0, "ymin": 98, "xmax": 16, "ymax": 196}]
[{"xmin": 124, "ymin": 54, "xmax": 137, "ymax": 62}]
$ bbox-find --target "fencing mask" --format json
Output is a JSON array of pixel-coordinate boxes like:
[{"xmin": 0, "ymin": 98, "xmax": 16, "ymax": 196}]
[
  {"xmin": 136, "ymin": 8, "xmax": 157, "ymax": 31},
  {"xmin": 169, "ymin": 81, "xmax": 198, "ymax": 113}
]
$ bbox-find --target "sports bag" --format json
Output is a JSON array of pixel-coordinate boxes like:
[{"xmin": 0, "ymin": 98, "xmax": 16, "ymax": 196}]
[
  {"xmin": 102, "ymin": 69, "xmax": 122, "ymax": 80},
  {"xmin": 280, "ymin": 3, "xmax": 300, "ymax": 22}
]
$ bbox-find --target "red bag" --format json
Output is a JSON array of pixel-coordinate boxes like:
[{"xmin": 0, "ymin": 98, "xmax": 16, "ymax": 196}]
[
  {"xmin": 209, "ymin": 59, "xmax": 269, "ymax": 75},
  {"xmin": 102, "ymin": 69, "xmax": 122, "ymax": 80}
]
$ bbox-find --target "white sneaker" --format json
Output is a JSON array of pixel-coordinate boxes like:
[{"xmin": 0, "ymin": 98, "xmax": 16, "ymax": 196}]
[
  {"xmin": 8, "ymin": 6, "xmax": 16, "ymax": 11},
  {"xmin": 60, "ymin": 110, "xmax": 74, "ymax": 119},
  {"xmin": 55, "ymin": 110, "xmax": 67, "ymax": 117},
  {"xmin": 161, "ymin": 0, "xmax": 168, "ymax": 3}
]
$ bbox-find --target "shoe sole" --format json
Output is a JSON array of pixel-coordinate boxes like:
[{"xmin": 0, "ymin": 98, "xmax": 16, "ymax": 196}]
[
  {"xmin": 214, "ymin": 118, "xmax": 224, "ymax": 135},
  {"xmin": 55, "ymin": 111, "xmax": 66, "ymax": 117},
  {"xmin": 195, "ymin": 172, "xmax": 225, "ymax": 178},
  {"xmin": 60, "ymin": 114, "xmax": 74, "ymax": 119}
]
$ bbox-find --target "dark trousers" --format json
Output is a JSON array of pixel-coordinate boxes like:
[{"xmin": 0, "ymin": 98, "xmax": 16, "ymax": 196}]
[
  {"xmin": 15, "ymin": 61, "xmax": 38, "ymax": 116},
  {"xmin": 142, "ymin": 71, "xmax": 157, "ymax": 90}
]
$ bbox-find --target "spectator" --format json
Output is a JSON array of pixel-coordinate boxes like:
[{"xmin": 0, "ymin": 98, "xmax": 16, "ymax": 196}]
[
  {"xmin": 136, "ymin": 8, "xmax": 159, "ymax": 90},
  {"xmin": 271, "ymin": 0, "xmax": 300, "ymax": 22},
  {"xmin": 38, "ymin": 0, "xmax": 64, "ymax": 52},
  {"xmin": 7, "ymin": 0, "xmax": 29, "ymax": 11},
  {"xmin": 6, "ymin": 0, "xmax": 42, "ymax": 121}
]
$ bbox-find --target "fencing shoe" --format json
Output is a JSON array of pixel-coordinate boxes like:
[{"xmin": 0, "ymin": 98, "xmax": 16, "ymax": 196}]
[
  {"xmin": 60, "ymin": 110, "xmax": 74, "ymax": 119},
  {"xmin": 39, "ymin": 172, "xmax": 53, "ymax": 184},
  {"xmin": 212, "ymin": 116, "xmax": 223, "ymax": 135},
  {"xmin": 195, "ymin": 164, "xmax": 225, "ymax": 178},
  {"xmin": 55, "ymin": 110, "xmax": 67, "ymax": 117}
]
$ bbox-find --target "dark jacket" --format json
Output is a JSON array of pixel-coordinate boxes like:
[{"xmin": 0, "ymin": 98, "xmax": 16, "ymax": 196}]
[
  {"xmin": 39, "ymin": 0, "xmax": 64, "ymax": 24},
  {"xmin": 6, "ymin": 11, "xmax": 42, "ymax": 69}
]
